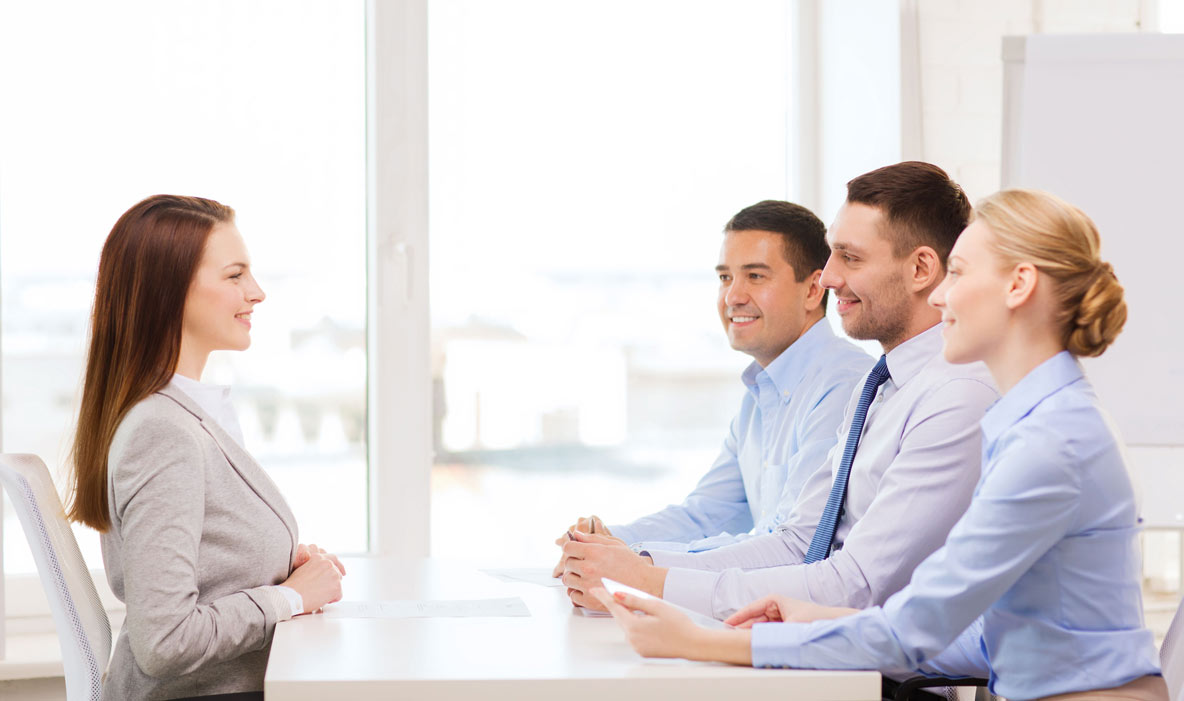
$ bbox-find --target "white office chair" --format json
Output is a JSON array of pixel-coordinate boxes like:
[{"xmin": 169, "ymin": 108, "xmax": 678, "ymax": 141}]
[
  {"xmin": 1163, "ymin": 594, "xmax": 1184, "ymax": 701},
  {"xmin": 0, "ymin": 454, "xmax": 111, "ymax": 701}
]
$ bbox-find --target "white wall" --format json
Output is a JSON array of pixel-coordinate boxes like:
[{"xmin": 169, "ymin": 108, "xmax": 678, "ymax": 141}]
[{"xmin": 912, "ymin": 0, "xmax": 1143, "ymax": 200}]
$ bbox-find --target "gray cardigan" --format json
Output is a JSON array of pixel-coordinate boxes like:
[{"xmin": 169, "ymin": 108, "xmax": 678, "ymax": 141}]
[{"xmin": 101, "ymin": 386, "xmax": 298, "ymax": 700}]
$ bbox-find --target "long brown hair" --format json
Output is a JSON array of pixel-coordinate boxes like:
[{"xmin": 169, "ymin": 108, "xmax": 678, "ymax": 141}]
[{"xmin": 68, "ymin": 195, "xmax": 235, "ymax": 531}]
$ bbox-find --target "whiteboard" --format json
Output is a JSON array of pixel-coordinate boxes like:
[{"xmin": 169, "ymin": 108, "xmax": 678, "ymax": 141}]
[{"xmin": 1002, "ymin": 34, "xmax": 1184, "ymax": 446}]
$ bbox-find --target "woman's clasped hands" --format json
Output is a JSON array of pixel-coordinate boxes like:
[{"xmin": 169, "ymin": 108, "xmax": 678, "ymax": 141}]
[{"xmin": 282, "ymin": 543, "xmax": 346, "ymax": 614}]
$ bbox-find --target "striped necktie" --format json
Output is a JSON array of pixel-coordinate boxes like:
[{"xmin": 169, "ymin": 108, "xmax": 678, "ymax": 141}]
[{"xmin": 803, "ymin": 355, "xmax": 890, "ymax": 564}]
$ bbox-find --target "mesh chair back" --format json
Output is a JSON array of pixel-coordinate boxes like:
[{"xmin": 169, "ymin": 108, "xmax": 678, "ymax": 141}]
[
  {"xmin": 1164, "ymin": 595, "xmax": 1184, "ymax": 701},
  {"xmin": 0, "ymin": 454, "xmax": 111, "ymax": 701}
]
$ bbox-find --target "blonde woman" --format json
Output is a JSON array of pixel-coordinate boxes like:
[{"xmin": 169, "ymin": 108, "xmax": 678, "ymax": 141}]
[{"xmin": 595, "ymin": 189, "xmax": 1166, "ymax": 700}]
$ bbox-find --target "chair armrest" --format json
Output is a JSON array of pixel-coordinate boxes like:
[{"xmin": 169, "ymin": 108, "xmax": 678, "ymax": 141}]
[{"xmin": 885, "ymin": 675, "xmax": 990, "ymax": 701}]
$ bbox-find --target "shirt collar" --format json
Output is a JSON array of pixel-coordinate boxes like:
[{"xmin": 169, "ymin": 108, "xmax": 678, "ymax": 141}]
[
  {"xmin": 882, "ymin": 322, "xmax": 944, "ymax": 389},
  {"xmin": 980, "ymin": 350, "xmax": 1083, "ymax": 444},
  {"xmin": 170, "ymin": 372, "xmax": 232, "ymax": 399},
  {"xmin": 741, "ymin": 319, "xmax": 835, "ymax": 398}
]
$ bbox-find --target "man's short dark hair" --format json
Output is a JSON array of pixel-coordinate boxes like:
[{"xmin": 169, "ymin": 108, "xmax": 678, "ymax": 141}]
[
  {"xmin": 725, "ymin": 200, "xmax": 830, "ymax": 310},
  {"xmin": 845, "ymin": 161, "xmax": 971, "ymax": 263}
]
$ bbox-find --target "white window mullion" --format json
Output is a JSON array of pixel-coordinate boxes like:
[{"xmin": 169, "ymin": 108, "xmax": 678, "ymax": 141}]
[{"xmin": 366, "ymin": 0, "xmax": 432, "ymax": 558}]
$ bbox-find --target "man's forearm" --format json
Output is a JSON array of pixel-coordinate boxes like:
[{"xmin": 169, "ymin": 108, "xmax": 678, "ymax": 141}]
[{"xmin": 641, "ymin": 561, "xmax": 667, "ymax": 597}]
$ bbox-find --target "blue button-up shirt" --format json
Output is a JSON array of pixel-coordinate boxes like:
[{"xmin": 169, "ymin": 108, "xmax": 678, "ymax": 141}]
[
  {"xmin": 750, "ymin": 352, "xmax": 1161, "ymax": 699},
  {"xmin": 610, "ymin": 320, "xmax": 872, "ymax": 552}
]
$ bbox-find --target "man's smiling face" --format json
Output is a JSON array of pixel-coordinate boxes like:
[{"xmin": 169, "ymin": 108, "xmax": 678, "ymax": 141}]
[
  {"xmin": 716, "ymin": 229, "xmax": 818, "ymax": 368},
  {"xmin": 820, "ymin": 203, "xmax": 912, "ymax": 349}
]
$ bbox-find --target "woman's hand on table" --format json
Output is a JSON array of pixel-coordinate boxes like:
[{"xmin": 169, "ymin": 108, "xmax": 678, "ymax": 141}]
[
  {"xmin": 723, "ymin": 594, "xmax": 857, "ymax": 628},
  {"xmin": 592, "ymin": 587, "xmax": 752, "ymax": 665}
]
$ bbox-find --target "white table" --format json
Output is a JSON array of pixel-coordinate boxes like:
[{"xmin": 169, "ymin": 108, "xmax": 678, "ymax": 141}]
[{"xmin": 264, "ymin": 558, "xmax": 880, "ymax": 700}]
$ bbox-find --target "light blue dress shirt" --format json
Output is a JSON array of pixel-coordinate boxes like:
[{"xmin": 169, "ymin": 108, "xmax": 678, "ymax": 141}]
[
  {"xmin": 610, "ymin": 320, "xmax": 872, "ymax": 553},
  {"xmin": 750, "ymin": 352, "xmax": 1161, "ymax": 699}
]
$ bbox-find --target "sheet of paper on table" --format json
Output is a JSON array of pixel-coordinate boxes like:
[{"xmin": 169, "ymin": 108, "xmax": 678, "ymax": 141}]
[
  {"xmin": 480, "ymin": 567, "xmax": 566, "ymax": 588},
  {"xmin": 322, "ymin": 597, "xmax": 530, "ymax": 619}
]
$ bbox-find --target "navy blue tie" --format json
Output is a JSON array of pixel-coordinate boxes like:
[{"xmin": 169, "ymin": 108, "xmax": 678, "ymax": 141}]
[{"xmin": 803, "ymin": 355, "xmax": 890, "ymax": 564}]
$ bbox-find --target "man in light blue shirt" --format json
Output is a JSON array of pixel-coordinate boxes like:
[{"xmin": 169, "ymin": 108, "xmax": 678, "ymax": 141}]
[{"xmin": 555, "ymin": 200, "xmax": 871, "ymax": 559}]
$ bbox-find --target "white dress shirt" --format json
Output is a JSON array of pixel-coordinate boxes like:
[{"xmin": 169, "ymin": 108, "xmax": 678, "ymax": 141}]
[
  {"xmin": 168, "ymin": 374, "xmax": 303, "ymax": 618},
  {"xmin": 169, "ymin": 373, "xmax": 246, "ymax": 448},
  {"xmin": 649, "ymin": 323, "xmax": 999, "ymax": 619}
]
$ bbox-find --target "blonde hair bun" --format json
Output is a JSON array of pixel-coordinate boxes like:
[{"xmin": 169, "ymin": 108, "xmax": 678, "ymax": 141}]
[
  {"xmin": 1067, "ymin": 262, "xmax": 1127, "ymax": 357},
  {"xmin": 973, "ymin": 189, "xmax": 1127, "ymax": 357}
]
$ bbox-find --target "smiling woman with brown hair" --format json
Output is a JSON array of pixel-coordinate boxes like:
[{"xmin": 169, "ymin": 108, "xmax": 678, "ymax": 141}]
[{"xmin": 69, "ymin": 195, "xmax": 345, "ymax": 700}]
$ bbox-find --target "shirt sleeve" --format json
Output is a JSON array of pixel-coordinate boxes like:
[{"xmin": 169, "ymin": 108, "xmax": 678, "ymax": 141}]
[
  {"xmin": 750, "ymin": 425, "xmax": 1081, "ymax": 673},
  {"xmin": 653, "ymin": 530, "xmax": 807, "ymax": 616},
  {"xmin": 661, "ymin": 378, "xmax": 998, "ymax": 619},
  {"xmin": 611, "ymin": 411, "xmax": 754, "ymax": 547},
  {"xmin": 111, "ymin": 415, "xmax": 288, "ymax": 679}
]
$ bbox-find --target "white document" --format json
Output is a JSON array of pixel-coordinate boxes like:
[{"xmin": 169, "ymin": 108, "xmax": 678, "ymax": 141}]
[
  {"xmin": 480, "ymin": 567, "xmax": 565, "ymax": 588},
  {"xmin": 322, "ymin": 597, "xmax": 530, "ymax": 619},
  {"xmin": 601, "ymin": 577, "xmax": 731, "ymax": 630}
]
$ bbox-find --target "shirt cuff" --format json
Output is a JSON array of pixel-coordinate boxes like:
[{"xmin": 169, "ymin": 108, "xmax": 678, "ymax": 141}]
[
  {"xmin": 647, "ymin": 548, "xmax": 698, "ymax": 568},
  {"xmin": 660, "ymin": 567, "xmax": 721, "ymax": 617},
  {"xmin": 751, "ymin": 621, "xmax": 808, "ymax": 668},
  {"xmin": 268, "ymin": 585, "xmax": 304, "ymax": 620},
  {"xmin": 633, "ymin": 540, "xmax": 692, "ymax": 554}
]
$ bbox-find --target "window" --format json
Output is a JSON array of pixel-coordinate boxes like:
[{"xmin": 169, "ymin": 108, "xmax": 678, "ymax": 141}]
[
  {"xmin": 428, "ymin": 0, "xmax": 798, "ymax": 562},
  {"xmin": 0, "ymin": 0, "xmax": 367, "ymax": 599}
]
